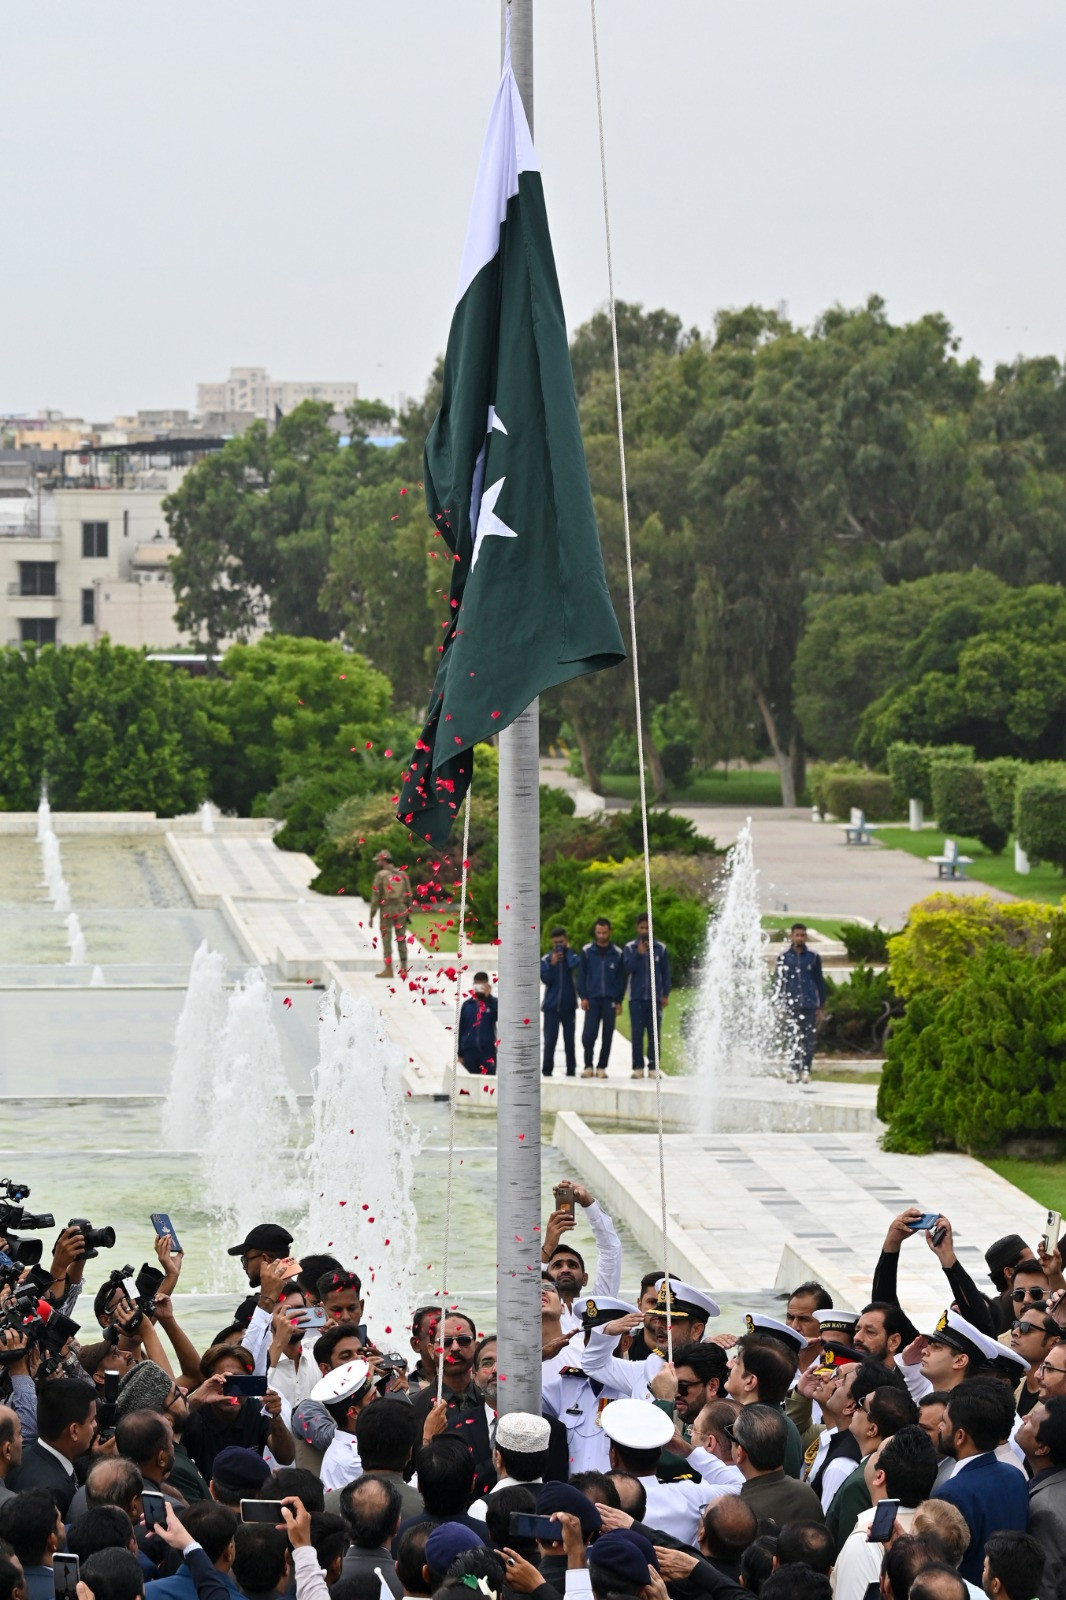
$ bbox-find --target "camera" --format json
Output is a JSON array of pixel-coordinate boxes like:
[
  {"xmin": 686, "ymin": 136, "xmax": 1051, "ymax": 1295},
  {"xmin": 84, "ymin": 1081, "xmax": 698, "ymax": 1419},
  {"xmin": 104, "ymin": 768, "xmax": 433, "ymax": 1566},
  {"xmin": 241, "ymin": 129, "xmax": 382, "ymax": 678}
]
[
  {"xmin": 68, "ymin": 1219, "xmax": 117, "ymax": 1260},
  {"xmin": 103, "ymin": 1263, "xmax": 163, "ymax": 1333},
  {"xmin": 0, "ymin": 1204, "xmax": 56, "ymax": 1234}
]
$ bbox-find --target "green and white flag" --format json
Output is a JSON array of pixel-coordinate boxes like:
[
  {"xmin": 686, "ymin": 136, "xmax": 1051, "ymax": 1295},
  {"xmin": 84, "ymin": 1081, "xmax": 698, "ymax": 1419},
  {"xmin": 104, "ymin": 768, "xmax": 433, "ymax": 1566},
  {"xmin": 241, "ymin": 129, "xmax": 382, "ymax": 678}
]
[{"xmin": 398, "ymin": 58, "xmax": 625, "ymax": 845}]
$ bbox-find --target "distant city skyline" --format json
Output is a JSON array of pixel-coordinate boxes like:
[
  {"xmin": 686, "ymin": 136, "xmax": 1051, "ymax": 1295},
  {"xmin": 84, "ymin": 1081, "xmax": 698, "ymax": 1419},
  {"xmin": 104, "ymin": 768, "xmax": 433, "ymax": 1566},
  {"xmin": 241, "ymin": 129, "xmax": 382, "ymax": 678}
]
[{"xmin": 5, "ymin": 2, "xmax": 1065, "ymax": 423}]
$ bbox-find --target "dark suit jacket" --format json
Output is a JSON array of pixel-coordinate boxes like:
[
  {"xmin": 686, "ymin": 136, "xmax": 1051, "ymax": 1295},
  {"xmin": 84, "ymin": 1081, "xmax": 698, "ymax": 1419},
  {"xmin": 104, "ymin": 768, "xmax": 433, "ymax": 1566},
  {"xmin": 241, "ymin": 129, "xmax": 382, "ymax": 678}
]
[
  {"xmin": 409, "ymin": 1381, "xmax": 494, "ymax": 1494},
  {"xmin": 1029, "ymin": 1465, "xmax": 1066, "ymax": 1600},
  {"xmin": 11, "ymin": 1441, "xmax": 78, "ymax": 1514},
  {"xmin": 933, "ymin": 1452, "xmax": 1030, "ymax": 1584},
  {"xmin": 337, "ymin": 1545, "xmax": 403, "ymax": 1599},
  {"xmin": 740, "ymin": 1468, "xmax": 826, "ymax": 1528}
]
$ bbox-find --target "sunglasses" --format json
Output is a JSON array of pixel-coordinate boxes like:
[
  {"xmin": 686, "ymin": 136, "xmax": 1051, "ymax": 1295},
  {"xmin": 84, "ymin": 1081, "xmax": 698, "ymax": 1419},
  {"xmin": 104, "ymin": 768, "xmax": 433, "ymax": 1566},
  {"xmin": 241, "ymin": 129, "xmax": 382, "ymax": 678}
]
[
  {"xmin": 1012, "ymin": 1287, "xmax": 1048, "ymax": 1302},
  {"xmin": 441, "ymin": 1335, "xmax": 474, "ymax": 1348},
  {"xmin": 853, "ymin": 1397, "xmax": 869, "ymax": 1415},
  {"xmin": 675, "ymin": 1380, "xmax": 700, "ymax": 1394},
  {"xmin": 724, "ymin": 1423, "xmax": 739, "ymax": 1444},
  {"xmin": 1014, "ymin": 1319, "xmax": 1054, "ymax": 1338}
]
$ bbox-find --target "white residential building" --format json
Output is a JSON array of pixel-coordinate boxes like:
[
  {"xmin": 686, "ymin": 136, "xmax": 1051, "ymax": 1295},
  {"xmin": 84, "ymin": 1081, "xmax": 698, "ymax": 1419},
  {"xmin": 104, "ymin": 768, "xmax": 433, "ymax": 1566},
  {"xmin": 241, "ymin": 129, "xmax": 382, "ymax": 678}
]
[{"xmin": 196, "ymin": 366, "xmax": 358, "ymax": 420}]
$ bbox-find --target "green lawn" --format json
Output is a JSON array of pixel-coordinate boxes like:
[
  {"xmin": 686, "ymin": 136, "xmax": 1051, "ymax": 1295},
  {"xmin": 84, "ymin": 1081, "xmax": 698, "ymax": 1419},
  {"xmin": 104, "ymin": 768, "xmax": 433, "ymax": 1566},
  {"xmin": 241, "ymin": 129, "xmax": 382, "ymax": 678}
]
[
  {"xmin": 984, "ymin": 1157, "xmax": 1066, "ymax": 1212},
  {"xmin": 875, "ymin": 827, "xmax": 1066, "ymax": 904},
  {"xmin": 612, "ymin": 985, "xmax": 698, "ymax": 1075},
  {"xmin": 600, "ymin": 770, "xmax": 790, "ymax": 807},
  {"xmin": 761, "ymin": 913, "xmax": 852, "ymax": 941},
  {"xmin": 409, "ymin": 911, "xmax": 460, "ymax": 953}
]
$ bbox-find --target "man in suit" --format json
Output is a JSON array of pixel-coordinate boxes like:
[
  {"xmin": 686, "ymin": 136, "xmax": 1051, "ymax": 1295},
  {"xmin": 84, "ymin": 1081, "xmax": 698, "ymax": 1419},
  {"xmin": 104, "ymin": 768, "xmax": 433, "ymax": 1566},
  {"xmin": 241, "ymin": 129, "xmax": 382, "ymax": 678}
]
[
  {"xmin": 932, "ymin": 1380, "xmax": 1029, "ymax": 1585},
  {"xmin": 730, "ymin": 1404, "xmax": 825, "ymax": 1526},
  {"xmin": 0, "ymin": 1405, "xmax": 23, "ymax": 1505},
  {"xmin": 336, "ymin": 1475, "xmax": 404, "ymax": 1599},
  {"xmin": 1021, "ymin": 1395, "xmax": 1066, "ymax": 1599},
  {"xmin": 0, "ymin": 1488, "xmax": 65, "ymax": 1600},
  {"xmin": 10, "ymin": 1378, "xmax": 96, "ymax": 1516}
]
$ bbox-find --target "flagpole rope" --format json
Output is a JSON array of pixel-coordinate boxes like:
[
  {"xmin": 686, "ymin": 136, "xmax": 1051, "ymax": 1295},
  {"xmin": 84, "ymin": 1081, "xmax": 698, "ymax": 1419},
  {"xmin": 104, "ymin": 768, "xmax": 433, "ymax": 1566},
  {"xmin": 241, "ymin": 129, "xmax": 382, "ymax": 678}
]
[
  {"xmin": 436, "ymin": 791, "xmax": 473, "ymax": 1404},
  {"xmin": 589, "ymin": 0, "xmax": 672, "ymax": 1364}
]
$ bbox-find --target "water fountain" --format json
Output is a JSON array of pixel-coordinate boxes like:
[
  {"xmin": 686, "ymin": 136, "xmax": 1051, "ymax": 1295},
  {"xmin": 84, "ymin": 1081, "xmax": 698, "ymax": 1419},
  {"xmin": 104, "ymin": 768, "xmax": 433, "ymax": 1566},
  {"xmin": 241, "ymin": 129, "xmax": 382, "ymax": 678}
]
[
  {"xmin": 36, "ymin": 791, "xmax": 72, "ymax": 913},
  {"xmin": 164, "ymin": 942, "xmax": 230, "ymax": 1150},
  {"xmin": 690, "ymin": 820, "xmax": 796, "ymax": 1133},
  {"xmin": 89, "ymin": 965, "xmax": 106, "ymax": 987},
  {"xmin": 66, "ymin": 911, "xmax": 88, "ymax": 966},
  {"xmin": 305, "ymin": 986, "xmax": 419, "ymax": 1341}
]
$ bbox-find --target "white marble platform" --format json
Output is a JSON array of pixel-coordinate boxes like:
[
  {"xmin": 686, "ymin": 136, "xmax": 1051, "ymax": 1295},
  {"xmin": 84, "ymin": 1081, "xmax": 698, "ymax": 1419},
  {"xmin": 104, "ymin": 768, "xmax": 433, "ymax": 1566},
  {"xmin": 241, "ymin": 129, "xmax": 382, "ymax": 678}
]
[{"xmin": 554, "ymin": 1112, "xmax": 1042, "ymax": 1328}]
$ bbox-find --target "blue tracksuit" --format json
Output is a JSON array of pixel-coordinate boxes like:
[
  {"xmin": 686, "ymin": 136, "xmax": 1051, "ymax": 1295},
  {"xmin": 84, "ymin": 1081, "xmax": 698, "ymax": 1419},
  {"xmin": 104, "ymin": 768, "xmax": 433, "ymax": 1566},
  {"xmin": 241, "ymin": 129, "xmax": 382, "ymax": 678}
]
[
  {"xmin": 578, "ymin": 940, "xmax": 626, "ymax": 1070},
  {"xmin": 541, "ymin": 946, "xmax": 580, "ymax": 1076},
  {"xmin": 623, "ymin": 936, "xmax": 671, "ymax": 1071},
  {"xmin": 458, "ymin": 993, "xmax": 498, "ymax": 1075},
  {"xmin": 775, "ymin": 943, "xmax": 827, "ymax": 1074}
]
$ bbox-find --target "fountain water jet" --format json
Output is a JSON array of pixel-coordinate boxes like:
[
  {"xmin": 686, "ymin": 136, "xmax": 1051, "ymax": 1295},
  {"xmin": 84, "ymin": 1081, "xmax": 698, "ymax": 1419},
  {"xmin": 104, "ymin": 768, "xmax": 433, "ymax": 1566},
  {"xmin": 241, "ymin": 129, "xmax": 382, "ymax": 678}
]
[
  {"xmin": 305, "ymin": 986, "xmax": 419, "ymax": 1342},
  {"xmin": 199, "ymin": 801, "xmax": 215, "ymax": 835},
  {"xmin": 164, "ymin": 943, "xmax": 229, "ymax": 1151},
  {"xmin": 36, "ymin": 792, "xmax": 72, "ymax": 913},
  {"xmin": 690, "ymin": 820, "xmax": 796, "ymax": 1133},
  {"xmin": 66, "ymin": 912, "xmax": 87, "ymax": 966},
  {"xmin": 89, "ymin": 965, "xmax": 106, "ymax": 987}
]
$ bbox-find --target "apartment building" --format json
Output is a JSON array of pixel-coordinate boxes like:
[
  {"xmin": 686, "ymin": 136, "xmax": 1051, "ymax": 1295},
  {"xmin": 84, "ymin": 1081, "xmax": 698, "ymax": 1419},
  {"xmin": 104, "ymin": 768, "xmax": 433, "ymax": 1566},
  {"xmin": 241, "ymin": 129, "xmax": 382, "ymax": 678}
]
[{"xmin": 196, "ymin": 366, "xmax": 358, "ymax": 420}]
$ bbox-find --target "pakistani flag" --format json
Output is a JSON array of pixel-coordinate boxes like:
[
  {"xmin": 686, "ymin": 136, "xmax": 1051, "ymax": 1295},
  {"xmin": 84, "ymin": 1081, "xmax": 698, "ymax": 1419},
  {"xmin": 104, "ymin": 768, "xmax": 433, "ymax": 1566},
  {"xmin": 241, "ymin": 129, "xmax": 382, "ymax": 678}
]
[{"xmin": 397, "ymin": 60, "xmax": 625, "ymax": 845}]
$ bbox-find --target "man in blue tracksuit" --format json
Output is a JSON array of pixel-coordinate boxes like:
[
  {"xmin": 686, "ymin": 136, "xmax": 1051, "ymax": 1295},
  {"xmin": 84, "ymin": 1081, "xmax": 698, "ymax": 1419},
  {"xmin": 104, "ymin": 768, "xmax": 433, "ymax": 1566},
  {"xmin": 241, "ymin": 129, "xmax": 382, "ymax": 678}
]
[
  {"xmin": 774, "ymin": 922, "xmax": 827, "ymax": 1084},
  {"xmin": 622, "ymin": 912, "xmax": 671, "ymax": 1079},
  {"xmin": 578, "ymin": 917, "xmax": 626, "ymax": 1079},
  {"xmin": 457, "ymin": 971, "xmax": 499, "ymax": 1075},
  {"xmin": 541, "ymin": 925, "xmax": 580, "ymax": 1077}
]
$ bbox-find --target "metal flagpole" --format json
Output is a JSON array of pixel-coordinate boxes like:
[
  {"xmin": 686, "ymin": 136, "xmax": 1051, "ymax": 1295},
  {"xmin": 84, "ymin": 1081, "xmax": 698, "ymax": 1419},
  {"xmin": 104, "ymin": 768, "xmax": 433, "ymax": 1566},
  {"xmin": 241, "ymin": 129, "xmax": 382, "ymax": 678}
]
[{"xmin": 495, "ymin": 0, "xmax": 542, "ymax": 1418}]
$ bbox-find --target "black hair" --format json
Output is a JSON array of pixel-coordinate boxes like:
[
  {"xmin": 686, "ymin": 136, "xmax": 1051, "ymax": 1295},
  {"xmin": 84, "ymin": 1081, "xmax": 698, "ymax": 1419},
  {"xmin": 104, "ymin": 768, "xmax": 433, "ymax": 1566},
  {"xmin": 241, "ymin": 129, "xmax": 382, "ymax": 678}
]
[
  {"xmin": 866, "ymin": 1386, "xmax": 919, "ymax": 1439},
  {"xmin": 860, "ymin": 1302, "xmax": 915, "ymax": 1347},
  {"xmin": 550, "ymin": 926, "xmax": 567, "ymax": 938},
  {"xmin": 394, "ymin": 1522, "xmax": 436, "ymax": 1596},
  {"xmin": 415, "ymin": 1436, "xmax": 476, "ymax": 1516},
  {"xmin": 1037, "ymin": 1395, "xmax": 1066, "ymax": 1467},
  {"xmin": 66, "ymin": 1508, "xmax": 135, "ymax": 1562},
  {"xmin": 773, "ymin": 1524, "xmax": 834, "ymax": 1576},
  {"xmin": 608, "ymin": 1441, "xmax": 662, "ymax": 1476},
  {"xmin": 548, "ymin": 1243, "xmax": 585, "ymax": 1270},
  {"xmin": 81, "ymin": 1548, "xmax": 145, "ymax": 1600},
  {"xmin": 309, "ymin": 1513, "xmax": 347, "ymax": 1573},
  {"xmin": 738, "ymin": 1536, "xmax": 777, "ymax": 1596},
  {"xmin": 593, "ymin": 918, "xmax": 611, "ymax": 930},
  {"xmin": 944, "ymin": 1381, "xmax": 1010, "ymax": 1452},
  {"xmin": 908, "ymin": 1570, "xmax": 967, "ymax": 1600},
  {"xmin": 786, "ymin": 1281, "xmax": 832, "ymax": 1310},
  {"xmin": 474, "ymin": 1334, "xmax": 497, "ymax": 1362},
  {"xmin": 638, "ymin": 1270, "xmax": 678, "ymax": 1296},
  {"xmin": 36, "ymin": 1376, "xmax": 95, "ymax": 1441},
  {"xmin": 484, "ymin": 1485, "xmax": 537, "ymax": 1553},
  {"xmin": 262, "ymin": 1467, "xmax": 325, "ymax": 1514},
  {"xmin": 211, "ymin": 1322, "xmax": 247, "ymax": 1345},
  {"xmin": 443, "ymin": 1550, "xmax": 505, "ymax": 1593},
  {"xmin": 608, "ymin": 1472, "xmax": 646, "ymax": 1522},
  {"xmin": 877, "ymin": 1425, "xmax": 939, "ymax": 1507},
  {"xmin": 671, "ymin": 1341, "xmax": 728, "ymax": 1387},
  {"xmin": 0, "ymin": 1491, "xmax": 60, "ymax": 1566},
  {"xmin": 182, "ymin": 1502, "xmax": 238, "ymax": 1563},
  {"xmin": 497, "ymin": 1444, "xmax": 550, "ymax": 1482},
  {"xmin": 851, "ymin": 1360, "xmax": 908, "ymax": 1407},
  {"xmin": 356, "ymin": 1397, "xmax": 419, "ymax": 1472},
  {"xmin": 313, "ymin": 1324, "xmax": 364, "ymax": 1368},
  {"xmin": 983, "ymin": 1531, "xmax": 1045, "ymax": 1600},
  {"xmin": 570, "ymin": 1472, "xmax": 619, "ymax": 1510},
  {"xmin": 0, "ymin": 1556, "xmax": 21, "ymax": 1600},
  {"xmin": 411, "ymin": 1306, "xmax": 441, "ymax": 1338},
  {"xmin": 732, "ymin": 1405, "xmax": 788, "ymax": 1472},
  {"xmin": 298, "ymin": 1254, "xmax": 343, "ymax": 1299},
  {"xmin": 339, "ymin": 1475, "xmax": 403, "ymax": 1550},
  {"xmin": 232, "ymin": 1525, "xmax": 290, "ymax": 1596},
  {"xmin": 115, "ymin": 1409, "xmax": 170, "ymax": 1464},
  {"xmin": 317, "ymin": 1269, "xmax": 362, "ymax": 1300},
  {"xmin": 883, "ymin": 1534, "xmax": 952, "ymax": 1600},
  {"xmin": 735, "ymin": 1336, "xmax": 798, "ymax": 1406},
  {"xmin": 472, "ymin": 971, "xmax": 489, "ymax": 982},
  {"xmin": 960, "ymin": 1376, "xmax": 1016, "ymax": 1444},
  {"xmin": 759, "ymin": 1568, "xmax": 831, "ymax": 1600}
]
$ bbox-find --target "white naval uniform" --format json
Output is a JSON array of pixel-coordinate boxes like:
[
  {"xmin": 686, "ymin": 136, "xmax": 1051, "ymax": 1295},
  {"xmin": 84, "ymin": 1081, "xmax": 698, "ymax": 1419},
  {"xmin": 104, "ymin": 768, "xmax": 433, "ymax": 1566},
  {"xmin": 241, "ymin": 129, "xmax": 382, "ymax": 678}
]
[
  {"xmin": 577, "ymin": 1324, "xmax": 664, "ymax": 1396},
  {"xmin": 542, "ymin": 1363, "xmax": 621, "ymax": 1475},
  {"xmin": 558, "ymin": 1203, "xmax": 624, "ymax": 1334}
]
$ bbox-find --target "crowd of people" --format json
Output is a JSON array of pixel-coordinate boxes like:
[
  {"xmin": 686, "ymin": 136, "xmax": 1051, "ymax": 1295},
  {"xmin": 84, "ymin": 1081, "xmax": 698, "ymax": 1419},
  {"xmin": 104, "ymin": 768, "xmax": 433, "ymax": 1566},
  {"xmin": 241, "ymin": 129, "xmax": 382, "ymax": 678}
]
[{"xmin": 1, "ymin": 1188, "xmax": 1065, "ymax": 1600}]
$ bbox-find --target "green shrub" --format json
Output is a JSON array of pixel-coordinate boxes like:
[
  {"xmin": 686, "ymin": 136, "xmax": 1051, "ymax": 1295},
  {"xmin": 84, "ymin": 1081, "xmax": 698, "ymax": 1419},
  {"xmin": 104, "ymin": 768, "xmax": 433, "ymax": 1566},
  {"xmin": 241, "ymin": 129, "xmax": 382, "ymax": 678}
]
[
  {"xmin": 886, "ymin": 893, "xmax": 1060, "ymax": 1001},
  {"xmin": 886, "ymin": 742, "xmax": 974, "ymax": 810},
  {"xmin": 930, "ymin": 760, "xmax": 1005, "ymax": 853},
  {"xmin": 839, "ymin": 922, "xmax": 893, "ymax": 963},
  {"xmin": 809, "ymin": 760, "xmax": 865, "ymax": 815},
  {"xmin": 981, "ymin": 758, "xmax": 1024, "ymax": 839},
  {"xmin": 1015, "ymin": 765, "xmax": 1066, "ymax": 871},
  {"xmin": 822, "ymin": 770, "xmax": 894, "ymax": 821},
  {"xmin": 877, "ymin": 938, "xmax": 1066, "ymax": 1153},
  {"xmin": 550, "ymin": 855, "xmax": 712, "ymax": 977},
  {"xmin": 822, "ymin": 965, "xmax": 901, "ymax": 1054}
]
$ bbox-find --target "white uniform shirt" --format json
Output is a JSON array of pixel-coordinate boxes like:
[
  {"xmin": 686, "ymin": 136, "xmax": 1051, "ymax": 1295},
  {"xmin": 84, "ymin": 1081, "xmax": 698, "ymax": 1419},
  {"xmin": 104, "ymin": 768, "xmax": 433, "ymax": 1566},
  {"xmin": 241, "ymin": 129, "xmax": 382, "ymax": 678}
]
[
  {"xmin": 319, "ymin": 1430, "xmax": 363, "ymax": 1491},
  {"xmin": 558, "ymin": 1202, "xmax": 624, "ymax": 1334}
]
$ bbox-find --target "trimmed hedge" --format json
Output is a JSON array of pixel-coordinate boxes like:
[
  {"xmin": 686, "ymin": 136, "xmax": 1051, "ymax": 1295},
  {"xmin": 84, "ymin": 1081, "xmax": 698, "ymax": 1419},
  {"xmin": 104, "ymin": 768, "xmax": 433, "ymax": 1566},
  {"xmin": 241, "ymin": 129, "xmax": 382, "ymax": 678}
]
[
  {"xmin": 822, "ymin": 771, "xmax": 893, "ymax": 820},
  {"xmin": 885, "ymin": 893, "xmax": 1060, "ymax": 1002},
  {"xmin": 982, "ymin": 757, "xmax": 1024, "ymax": 839},
  {"xmin": 931, "ymin": 759, "xmax": 1005, "ymax": 853},
  {"xmin": 886, "ymin": 742, "xmax": 974, "ymax": 810},
  {"xmin": 1015, "ymin": 765, "xmax": 1066, "ymax": 872}
]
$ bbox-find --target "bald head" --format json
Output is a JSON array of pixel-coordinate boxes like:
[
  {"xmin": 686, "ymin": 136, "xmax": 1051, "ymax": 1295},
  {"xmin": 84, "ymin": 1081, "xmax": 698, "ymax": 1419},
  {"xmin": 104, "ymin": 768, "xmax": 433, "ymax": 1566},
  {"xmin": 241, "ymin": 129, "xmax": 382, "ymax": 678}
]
[
  {"xmin": 909, "ymin": 1571, "xmax": 966, "ymax": 1600},
  {"xmin": 86, "ymin": 1456, "xmax": 144, "ymax": 1515},
  {"xmin": 701, "ymin": 1494, "xmax": 757, "ymax": 1561}
]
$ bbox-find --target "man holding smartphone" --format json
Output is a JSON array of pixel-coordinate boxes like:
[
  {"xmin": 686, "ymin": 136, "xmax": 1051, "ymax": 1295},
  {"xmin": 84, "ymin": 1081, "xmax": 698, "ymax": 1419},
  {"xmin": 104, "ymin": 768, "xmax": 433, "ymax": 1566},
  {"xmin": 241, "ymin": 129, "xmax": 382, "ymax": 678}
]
[{"xmin": 831, "ymin": 1426, "xmax": 940, "ymax": 1600}]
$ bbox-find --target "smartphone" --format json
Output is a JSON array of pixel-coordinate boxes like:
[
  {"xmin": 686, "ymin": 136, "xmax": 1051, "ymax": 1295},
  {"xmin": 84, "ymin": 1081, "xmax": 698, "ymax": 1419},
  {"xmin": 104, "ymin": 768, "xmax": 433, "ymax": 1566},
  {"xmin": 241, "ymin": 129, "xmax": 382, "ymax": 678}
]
[
  {"xmin": 1042, "ymin": 1211, "xmax": 1062, "ymax": 1256},
  {"xmin": 867, "ymin": 1498, "xmax": 901, "ymax": 1542},
  {"xmin": 52, "ymin": 1555, "xmax": 80, "ymax": 1600},
  {"xmin": 906, "ymin": 1214, "xmax": 941, "ymax": 1232},
  {"xmin": 142, "ymin": 1490, "xmax": 168, "ymax": 1532},
  {"xmin": 150, "ymin": 1213, "xmax": 183, "ymax": 1254},
  {"xmin": 553, "ymin": 1182, "xmax": 575, "ymax": 1217},
  {"xmin": 223, "ymin": 1374, "xmax": 268, "ymax": 1398},
  {"xmin": 509, "ymin": 1513, "xmax": 562, "ymax": 1542},
  {"xmin": 355, "ymin": 1323, "xmax": 368, "ymax": 1343},
  {"xmin": 288, "ymin": 1306, "xmax": 328, "ymax": 1332},
  {"xmin": 241, "ymin": 1499, "xmax": 286, "ymax": 1524}
]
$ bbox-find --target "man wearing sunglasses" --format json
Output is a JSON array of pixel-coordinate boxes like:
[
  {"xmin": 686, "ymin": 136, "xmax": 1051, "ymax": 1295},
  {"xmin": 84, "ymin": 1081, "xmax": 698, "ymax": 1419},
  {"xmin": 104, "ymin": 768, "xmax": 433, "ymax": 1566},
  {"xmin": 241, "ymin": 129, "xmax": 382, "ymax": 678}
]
[
  {"xmin": 1011, "ymin": 1312, "xmax": 1060, "ymax": 1417},
  {"xmin": 409, "ymin": 1313, "xmax": 495, "ymax": 1494}
]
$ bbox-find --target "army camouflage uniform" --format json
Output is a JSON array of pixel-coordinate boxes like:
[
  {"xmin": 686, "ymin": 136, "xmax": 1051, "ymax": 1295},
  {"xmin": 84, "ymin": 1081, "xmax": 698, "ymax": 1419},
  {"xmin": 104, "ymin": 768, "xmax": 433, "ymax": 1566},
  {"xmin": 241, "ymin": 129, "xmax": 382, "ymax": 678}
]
[{"xmin": 370, "ymin": 862, "xmax": 414, "ymax": 975}]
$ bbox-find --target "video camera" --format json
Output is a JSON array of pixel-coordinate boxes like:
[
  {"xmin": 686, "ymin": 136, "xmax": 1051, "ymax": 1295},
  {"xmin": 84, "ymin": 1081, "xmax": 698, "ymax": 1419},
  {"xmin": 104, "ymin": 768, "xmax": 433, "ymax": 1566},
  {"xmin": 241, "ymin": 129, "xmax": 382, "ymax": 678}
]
[
  {"xmin": 103, "ymin": 1263, "xmax": 165, "ymax": 1335},
  {"xmin": 0, "ymin": 1278, "xmax": 80, "ymax": 1363},
  {"xmin": 0, "ymin": 1178, "xmax": 55, "ymax": 1239}
]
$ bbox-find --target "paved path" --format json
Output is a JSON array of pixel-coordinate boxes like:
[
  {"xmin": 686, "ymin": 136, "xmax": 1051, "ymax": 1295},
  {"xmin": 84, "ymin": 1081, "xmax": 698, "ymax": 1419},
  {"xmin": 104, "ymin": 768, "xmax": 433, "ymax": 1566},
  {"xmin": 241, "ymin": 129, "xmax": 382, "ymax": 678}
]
[
  {"xmin": 555, "ymin": 1114, "xmax": 1042, "ymax": 1326},
  {"xmin": 669, "ymin": 806, "xmax": 1014, "ymax": 928}
]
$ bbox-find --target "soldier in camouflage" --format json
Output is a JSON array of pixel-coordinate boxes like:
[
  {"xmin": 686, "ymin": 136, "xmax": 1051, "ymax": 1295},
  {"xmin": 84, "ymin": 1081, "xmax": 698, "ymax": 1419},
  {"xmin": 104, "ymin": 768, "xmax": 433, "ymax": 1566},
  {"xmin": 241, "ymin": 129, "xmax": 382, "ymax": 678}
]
[{"xmin": 369, "ymin": 848, "xmax": 414, "ymax": 979}]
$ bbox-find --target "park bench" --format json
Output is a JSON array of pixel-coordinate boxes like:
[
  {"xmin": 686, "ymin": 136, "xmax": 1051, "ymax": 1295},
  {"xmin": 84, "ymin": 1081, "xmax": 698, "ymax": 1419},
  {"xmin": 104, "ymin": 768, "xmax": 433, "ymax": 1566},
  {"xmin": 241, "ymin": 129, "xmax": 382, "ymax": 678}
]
[
  {"xmin": 931, "ymin": 837, "xmax": 974, "ymax": 879},
  {"xmin": 840, "ymin": 807, "xmax": 879, "ymax": 845}
]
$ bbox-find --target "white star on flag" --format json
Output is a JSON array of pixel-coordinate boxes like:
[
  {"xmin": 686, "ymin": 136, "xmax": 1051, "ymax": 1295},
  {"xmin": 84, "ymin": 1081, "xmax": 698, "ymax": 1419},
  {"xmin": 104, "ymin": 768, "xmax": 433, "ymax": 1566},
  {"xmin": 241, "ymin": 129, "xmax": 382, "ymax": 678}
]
[{"xmin": 471, "ymin": 407, "xmax": 519, "ymax": 568}]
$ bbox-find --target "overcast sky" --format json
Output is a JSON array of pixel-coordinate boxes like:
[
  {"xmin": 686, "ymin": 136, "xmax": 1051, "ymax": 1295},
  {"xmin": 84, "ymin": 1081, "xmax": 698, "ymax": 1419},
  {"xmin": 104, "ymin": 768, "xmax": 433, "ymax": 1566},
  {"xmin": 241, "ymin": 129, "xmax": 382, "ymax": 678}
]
[{"xmin": 5, "ymin": 2, "xmax": 1064, "ymax": 422}]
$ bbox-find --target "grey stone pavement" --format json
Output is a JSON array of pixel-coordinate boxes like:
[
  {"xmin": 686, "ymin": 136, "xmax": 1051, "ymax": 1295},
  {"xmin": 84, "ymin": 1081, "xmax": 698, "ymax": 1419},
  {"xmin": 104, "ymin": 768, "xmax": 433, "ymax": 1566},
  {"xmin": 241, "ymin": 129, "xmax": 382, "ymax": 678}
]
[{"xmin": 669, "ymin": 806, "xmax": 1014, "ymax": 928}]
